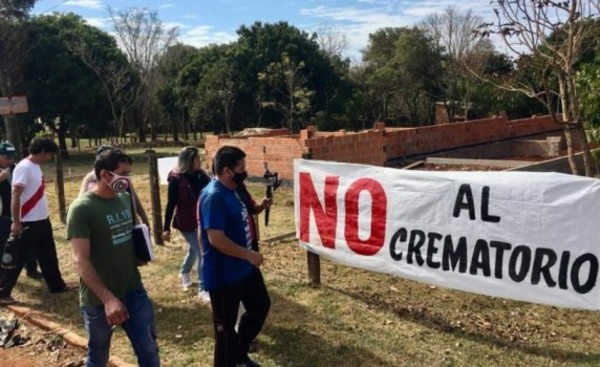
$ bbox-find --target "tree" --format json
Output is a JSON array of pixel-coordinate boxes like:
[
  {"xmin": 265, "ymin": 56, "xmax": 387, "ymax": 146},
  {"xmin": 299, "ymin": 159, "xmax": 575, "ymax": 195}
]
[
  {"xmin": 258, "ymin": 53, "xmax": 314, "ymax": 132},
  {"xmin": 156, "ymin": 43, "xmax": 198, "ymax": 141},
  {"xmin": 362, "ymin": 27, "xmax": 442, "ymax": 124},
  {"xmin": 24, "ymin": 13, "xmax": 113, "ymax": 157},
  {"xmin": 108, "ymin": 7, "xmax": 178, "ymax": 141},
  {"xmin": 315, "ymin": 24, "xmax": 348, "ymax": 59},
  {"xmin": 234, "ymin": 21, "xmax": 341, "ymax": 128},
  {"xmin": 0, "ymin": 0, "xmax": 37, "ymax": 154},
  {"xmin": 421, "ymin": 7, "xmax": 492, "ymax": 121},
  {"xmin": 70, "ymin": 28, "xmax": 137, "ymax": 144},
  {"xmin": 479, "ymin": 0, "xmax": 600, "ymax": 176}
]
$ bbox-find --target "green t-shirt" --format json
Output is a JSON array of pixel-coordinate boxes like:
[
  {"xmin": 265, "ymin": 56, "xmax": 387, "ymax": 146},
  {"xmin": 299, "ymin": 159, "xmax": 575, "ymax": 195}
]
[{"xmin": 66, "ymin": 191, "xmax": 142, "ymax": 306}]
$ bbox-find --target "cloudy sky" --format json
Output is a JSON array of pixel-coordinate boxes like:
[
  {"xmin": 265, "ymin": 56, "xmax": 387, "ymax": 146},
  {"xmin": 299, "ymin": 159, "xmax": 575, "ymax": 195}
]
[{"xmin": 32, "ymin": 0, "xmax": 496, "ymax": 62}]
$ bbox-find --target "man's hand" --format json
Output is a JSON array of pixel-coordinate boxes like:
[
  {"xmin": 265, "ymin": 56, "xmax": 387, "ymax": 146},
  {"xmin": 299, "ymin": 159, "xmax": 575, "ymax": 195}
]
[
  {"xmin": 0, "ymin": 170, "xmax": 9, "ymax": 183},
  {"xmin": 10, "ymin": 221, "xmax": 23, "ymax": 237},
  {"xmin": 104, "ymin": 296, "xmax": 129, "ymax": 326},
  {"xmin": 162, "ymin": 230, "xmax": 171, "ymax": 242},
  {"xmin": 246, "ymin": 250, "xmax": 264, "ymax": 268},
  {"xmin": 260, "ymin": 197, "xmax": 273, "ymax": 209}
]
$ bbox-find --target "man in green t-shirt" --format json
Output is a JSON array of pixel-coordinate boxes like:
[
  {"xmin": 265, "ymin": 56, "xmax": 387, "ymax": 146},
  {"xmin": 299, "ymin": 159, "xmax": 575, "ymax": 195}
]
[{"xmin": 67, "ymin": 149, "xmax": 160, "ymax": 367}]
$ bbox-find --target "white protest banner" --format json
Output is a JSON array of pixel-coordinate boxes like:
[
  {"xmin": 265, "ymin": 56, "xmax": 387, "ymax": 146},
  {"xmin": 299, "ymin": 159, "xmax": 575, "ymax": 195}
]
[
  {"xmin": 294, "ymin": 159, "xmax": 600, "ymax": 310},
  {"xmin": 157, "ymin": 157, "xmax": 178, "ymax": 185}
]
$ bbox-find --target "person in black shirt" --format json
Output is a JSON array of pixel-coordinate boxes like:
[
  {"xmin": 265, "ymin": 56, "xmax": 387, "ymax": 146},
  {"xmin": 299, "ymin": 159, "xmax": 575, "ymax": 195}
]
[
  {"xmin": 162, "ymin": 146, "xmax": 211, "ymax": 300},
  {"xmin": 0, "ymin": 142, "xmax": 42, "ymax": 281}
]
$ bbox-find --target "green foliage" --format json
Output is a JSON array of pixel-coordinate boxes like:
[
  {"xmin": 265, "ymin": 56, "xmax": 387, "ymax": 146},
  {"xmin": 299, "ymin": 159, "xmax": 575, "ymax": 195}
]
[
  {"xmin": 0, "ymin": 0, "xmax": 36, "ymax": 20},
  {"xmin": 577, "ymin": 57, "xmax": 600, "ymax": 128},
  {"xmin": 362, "ymin": 27, "xmax": 442, "ymax": 125},
  {"xmin": 22, "ymin": 13, "xmax": 120, "ymax": 150},
  {"xmin": 234, "ymin": 21, "xmax": 342, "ymax": 128},
  {"xmin": 258, "ymin": 53, "xmax": 315, "ymax": 132}
]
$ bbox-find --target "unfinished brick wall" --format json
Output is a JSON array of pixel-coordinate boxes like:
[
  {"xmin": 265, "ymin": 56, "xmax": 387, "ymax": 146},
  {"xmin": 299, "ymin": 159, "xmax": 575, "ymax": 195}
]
[
  {"xmin": 385, "ymin": 115, "xmax": 560, "ymax": 160},
  {"xmin": 204, "ymin": 132, "xmax": 305, "ymax": 180},
  {"xmin": 305, "ymin": 125, "xmax": 387, "ymax": 166},
  {"xmin": 204, "ymin": 114, "xmax": 563, "ymax": 180}
]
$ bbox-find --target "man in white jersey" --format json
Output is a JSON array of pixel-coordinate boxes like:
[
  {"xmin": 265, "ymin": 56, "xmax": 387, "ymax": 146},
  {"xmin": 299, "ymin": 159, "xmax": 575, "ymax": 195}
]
[{"xmin": 0, "ymin": 138, "xmax": 72, "ymax": 306}]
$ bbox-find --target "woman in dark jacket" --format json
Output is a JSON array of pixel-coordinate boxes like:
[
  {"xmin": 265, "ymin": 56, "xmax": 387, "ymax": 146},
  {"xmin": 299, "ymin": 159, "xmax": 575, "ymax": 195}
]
[{"xmin": 162, "ymin": 146, "xmax": 211, "ymax": 301}]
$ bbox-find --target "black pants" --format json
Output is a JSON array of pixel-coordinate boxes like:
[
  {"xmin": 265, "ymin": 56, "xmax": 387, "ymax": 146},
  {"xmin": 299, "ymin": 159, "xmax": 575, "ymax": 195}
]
[
  {"xmin": 209, "ymin": 268, "xmax": 271, "ymax": 367},
  {"xmin": 0, "ymin": 218, "xmax": 38, "ymax": 275},
  {"xmin": 0, "ymin": 218, "xmax": 66, "ymax": 297}
]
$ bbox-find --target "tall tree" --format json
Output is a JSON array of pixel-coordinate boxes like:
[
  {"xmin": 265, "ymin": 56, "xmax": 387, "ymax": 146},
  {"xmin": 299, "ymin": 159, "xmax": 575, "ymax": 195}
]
[
  {"xmin": 234, "ymin": 21, "xmax": 341, "ymax": 129},
  {"xmin": 70, "ymin": 28, "xmax": 137, "ymax": 144},
  {"xmin": 315, "ymin": 24, "xmax": 348, "ymax": 59},
  {"xmin": 0, "ymin": 0, "xmax": 37, "ymax": 154},
  {"xmin": 156, "ymin": 43, "xmax": 198, "ymax": 141},
  {"xmin": 363, "ymin": 27, "xmax": 442, "ymax": 124},
  {"xmin": 258, "ymin": 53, "xmax": 314, "ymax": 132},
  {"xmin": 421, "ymin": 7, "xmax": 491, "ymax": 121},
  {"xmin": 108, "ymin": 7, "xmax": 178, "ymax": 141},
  {"xmin": 479, "ymin": 0, "xmax": 600, "ymax": 176},
  {"xmin": 24, "ymin": 13, "xmax": 114, "ymax": 157}
]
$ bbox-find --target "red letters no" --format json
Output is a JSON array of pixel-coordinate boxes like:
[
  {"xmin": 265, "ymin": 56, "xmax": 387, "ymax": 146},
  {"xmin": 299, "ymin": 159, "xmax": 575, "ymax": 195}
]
[
  {"xmin": 299, "ymin": 172, "xmax": 339, "ymax": 248},
  {"xmin": 344, "ymin": 178, "xmax": 387, "ymax": 256}
]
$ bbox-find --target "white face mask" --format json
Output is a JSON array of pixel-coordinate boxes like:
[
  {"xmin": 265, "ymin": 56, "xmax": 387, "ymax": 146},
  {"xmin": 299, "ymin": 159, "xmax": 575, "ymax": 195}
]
[{"xmin": 107, "ymin": 171, "xmax": 131, "ymax": 193}]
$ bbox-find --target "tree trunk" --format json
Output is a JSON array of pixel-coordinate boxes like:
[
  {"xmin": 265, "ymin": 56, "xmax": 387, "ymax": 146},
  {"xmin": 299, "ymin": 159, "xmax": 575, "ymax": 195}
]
[
  {"xmin": 2, "ymin": 114, "xmax": 21, "ymax": 156},
  {"xmin": 563, "ymin": 125, "xmax": 578, "ymax": 175},
  {"xmin": 57, "ymin": 116, "xmax": 70, "ymax": 159},
  {"xmin": 70, "ymin": 134, "xmax": 77, "ymax": 148},
  {"xmin": 182, "ymin": 108, "xmax": 189, "ymax": 141},
  {"xmin": 577, "ymin": 123, "xmax": 595, "ymax": 177},
  {"xmin": 173, "ymin": 116, "xmax": 179, "ymax": 143}
]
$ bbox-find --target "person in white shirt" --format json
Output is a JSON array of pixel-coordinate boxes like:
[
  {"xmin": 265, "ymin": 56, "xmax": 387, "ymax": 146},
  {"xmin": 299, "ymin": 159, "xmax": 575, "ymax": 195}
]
[{"xmin": 0, "ymin": 138, "xmax": 73, "ymax": 306}]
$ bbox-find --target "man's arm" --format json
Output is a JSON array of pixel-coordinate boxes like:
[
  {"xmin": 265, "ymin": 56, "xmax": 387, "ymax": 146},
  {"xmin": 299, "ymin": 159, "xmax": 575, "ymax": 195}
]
[
  {"xmin": 207, "ymin": 229, "xmax": 263, "ymax": 267},
  {"xmin": 11, "ymin": 185, "xmax": 23, "ymax": 236},
  {"xmin": 71, "ymin": 238, "xmax": 129, "ymax": 326}
]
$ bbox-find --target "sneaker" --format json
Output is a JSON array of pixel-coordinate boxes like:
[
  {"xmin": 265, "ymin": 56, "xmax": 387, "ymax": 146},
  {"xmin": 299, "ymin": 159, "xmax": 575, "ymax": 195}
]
[
  {"xmin": 26, "ymin": 269, "xmax": 44, "ymax": 280},
  {"xmin": 0, "ymin": 296, "xmax": 17, "ymax": 306},
  {"xmin": 236, "ymin": 355, "xmax": 261, "ymax": 367},
  {"xmin": 179, "ymin": 273, "xmax": 192, "ymax": 290},
  {"xmin": 198, "ymin": 290, "xmax": 211, "ymax": 304}
]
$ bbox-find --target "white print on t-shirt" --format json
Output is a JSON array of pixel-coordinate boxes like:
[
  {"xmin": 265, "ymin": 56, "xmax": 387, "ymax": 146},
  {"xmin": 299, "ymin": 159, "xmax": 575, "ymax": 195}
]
[
  {"xmin": 106, "ymin": 208, "xmax": 133, "ymax": 246},
  {"xmin": 235, "ymin": 191, "xmax": 253, "ymax": 249},
  {"xmin": 12, "ymin": 158, "xmax": 49, "ymax": 222}
]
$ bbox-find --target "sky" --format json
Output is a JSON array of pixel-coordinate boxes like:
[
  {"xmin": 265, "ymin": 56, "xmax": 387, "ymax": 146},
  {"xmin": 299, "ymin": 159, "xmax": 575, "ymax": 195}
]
[{"xmin": 32, "ymin": 0, "xmax": 496, "ymax": 62}]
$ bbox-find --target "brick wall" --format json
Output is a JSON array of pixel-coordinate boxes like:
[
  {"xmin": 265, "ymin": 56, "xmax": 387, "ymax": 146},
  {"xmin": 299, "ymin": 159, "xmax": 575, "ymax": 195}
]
[
  {"xmin": 204, "ymin": 131, "xmax": 305, "ymax": 180},
  {"xmin": 203, "ymin": 115, "xmax": 563, "ymax": 180},
  {"xmin": 385, "ymin": 115, "xmax": 560, "ymax": 160}
]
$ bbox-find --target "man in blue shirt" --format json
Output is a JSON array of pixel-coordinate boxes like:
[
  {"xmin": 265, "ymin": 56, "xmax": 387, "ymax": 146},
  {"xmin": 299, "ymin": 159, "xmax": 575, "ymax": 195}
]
[{"xmin": 199, "ymin": 146, "xmax": 271, "ymax": 367}]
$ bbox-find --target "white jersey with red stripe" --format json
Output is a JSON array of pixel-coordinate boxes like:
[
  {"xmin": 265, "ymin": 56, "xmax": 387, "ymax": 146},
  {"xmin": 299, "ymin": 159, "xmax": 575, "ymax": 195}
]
[{"xmin": 12, "ymin": 158, "xmax": 49, "ymax": 222}]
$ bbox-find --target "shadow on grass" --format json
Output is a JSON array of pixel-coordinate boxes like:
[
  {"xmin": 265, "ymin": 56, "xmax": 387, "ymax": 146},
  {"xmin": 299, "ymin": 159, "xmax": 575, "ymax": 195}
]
[
  {"xmin": 260, "ymin": 292, "xmax": 395, "ymax": 367},
  {"xmin": 330, "ymin": 286, "xmax": 600, "ymax": 365}
]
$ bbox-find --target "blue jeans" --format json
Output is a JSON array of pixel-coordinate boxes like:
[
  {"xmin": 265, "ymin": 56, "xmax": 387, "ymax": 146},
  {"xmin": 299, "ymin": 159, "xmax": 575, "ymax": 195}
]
[
  {"xmin": 81, "ymin": 286, "xmax": 160, "ymax": 367},
  {"xmin": 180, "ymin": 230, "xmax": 203, "ymax": 291}
]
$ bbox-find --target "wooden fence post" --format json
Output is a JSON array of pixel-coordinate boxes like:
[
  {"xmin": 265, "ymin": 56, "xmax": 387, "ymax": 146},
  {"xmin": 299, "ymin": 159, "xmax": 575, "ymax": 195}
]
[
  {"xmin": 55, "ymin": 152, "xmax": 67, "ymax": 224},
  {"xmin": 302, "ymin": 152, "xmax": 321, "ymax": 285},
  {"xmin": 146, "ymin": 150, "xmax": 164, "ymax": 245}
]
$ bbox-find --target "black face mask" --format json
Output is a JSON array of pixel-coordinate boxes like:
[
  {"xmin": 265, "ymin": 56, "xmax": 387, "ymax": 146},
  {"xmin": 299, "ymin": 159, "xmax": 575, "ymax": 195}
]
[{"xmin": 233, "ymin": 171, "xmax": 248, "ymax": 186}]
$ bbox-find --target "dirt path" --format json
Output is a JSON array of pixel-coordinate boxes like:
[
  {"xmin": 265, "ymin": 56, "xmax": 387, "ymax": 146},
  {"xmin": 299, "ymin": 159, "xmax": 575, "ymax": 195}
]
[{"xmin": 0, "ymin": 309, "xmax": 85, "ymax": 367}]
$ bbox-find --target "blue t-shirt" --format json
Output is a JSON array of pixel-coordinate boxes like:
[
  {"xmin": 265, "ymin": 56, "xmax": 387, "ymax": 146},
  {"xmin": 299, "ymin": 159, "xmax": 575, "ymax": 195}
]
[{"xmin": 199, "ymin": 179, "xmax": 254, "ymax": 291}]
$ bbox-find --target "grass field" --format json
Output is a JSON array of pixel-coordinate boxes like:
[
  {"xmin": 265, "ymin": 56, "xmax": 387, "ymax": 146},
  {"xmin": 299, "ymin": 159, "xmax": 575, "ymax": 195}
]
[{"xmin": 9, "ymin": 149, "xmax": 600, "ymax": 366}]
